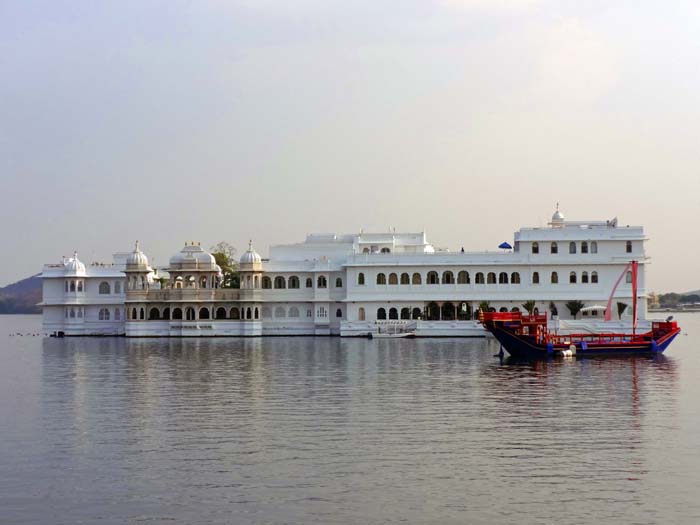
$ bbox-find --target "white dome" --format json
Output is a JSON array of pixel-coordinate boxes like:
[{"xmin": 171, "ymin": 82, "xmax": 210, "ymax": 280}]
[
  {"xmin": 552, "ymin": 208, "xmax": 565, "ymax": 222},
  {"xmin": 240, "ymin": 241, "xmax": 262, "ymax": 264},
  {"xmin": 127, "ymin": 241, "xmax": 149, "ymax": 267},
  {"xmin": 169, "ymin": 243, "xmax": 217, "ymax": 268},
  {"xmin": 64, "ymin": 252, "xmax": 86, "ymax": 274}
]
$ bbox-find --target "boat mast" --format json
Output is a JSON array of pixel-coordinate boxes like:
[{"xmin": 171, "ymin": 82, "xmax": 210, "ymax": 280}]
[{"xmin": 631, "ymin": 260, "xmax": 638, "ymax": 337}]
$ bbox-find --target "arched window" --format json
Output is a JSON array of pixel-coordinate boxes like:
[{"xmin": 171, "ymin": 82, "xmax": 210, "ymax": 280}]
[
  {"xmin": 99, "ymin": 308, "xmax": 110, "ymax": 321},
  {"xmin": 389, "ymin": 307, "xmax": 398, "ymax": 320},
  {"xmin": 363, "ymin": 247, "xmax": 370, "ymax": 253},
  {"xmin": 427, "ymin": 271, "xmax": 439, "ymax": 284},
  {"xmin": 115, "ymin": 308, "xmax": 121, "ymax": 321},
  {"xmin": 70, "ymin": 308, "xmax": 76, "ymax": 318},
  {"xmin": 511, "ymin": 272, "xmax": 521, "ymax": 284},
  {"xmin": 381, "ymin": 247, "xmax": 391, "ymax": 253},
  {"xmin": 551, "ymin": 242, "xmax": 558, "ymax": 254},
  {"xmin": 274, "ymin": 276, "xmax": 286, "ymax": 289},
  {"xmin": 230, "ymin": 307, "xmax": 240, "ymax": 320},
  {"xmin": 274, "ymin": 306, "xmax": 286, "ymax": 318},
  {"xmin": 442, "ymin": 271, "xmax": 454, "ymax": 284},
  {"xmin": 172, "ymin": 308, "xmax": 182, "ymax": 320},
  {"xmin": 288, "ymin": 276, "xmax": 300, "ymax": 289},
  {"xmin": 499, "ymin": 307, "xmax": 509, "ymax": 313},
  {"xmin": 358, "ymin": 273, "xmax": 365, "ymax": 285},
  {"xmin": 317, "ymin": 276, "xmax": 327, "ymax": 288},
  {"xmin": 161, "ymin": 307, "xmax": 169, "ymax": 320},
  {"xmin": 487, "ymin": 272, "xmax": 496, "ymax": 284},
  {"xmin": 289, "ymin": 306, "xmax": 300, "ymax": 318},
  {"xmin": 186, "ymin": 307, "xmax": 195, "ymax": 321},
  {"xmin": 335, "ymin": 277, "xmax": 343, "ymax": 288},
  {"xmin": 551, "ymin": 272, "xmax": 559, "ymax": 284},
  {"xmin": 139, "ymin": 308, "xmax": 145, "ymax": 320},
  {"xmin": 591, "ymin": 241, "xmax": 598, "ymax": 254},
  {"xmin": 569, "ymin": 242, "xmax": 577, "ymax": 254},
  {"xmin": 412, "ymin": 273, "xmax": 422, "ymax": 285},
  {"xmin": 400, "ymin": 273, "xmax": 410, "ymax": 285},
  {"xmin": 388, "ymin": 273, "xmax": 398, "ymax": 285},
  {"xmin": 626, "ymin": 241, "xmax": 632, "ymax": 253},
  {"xmin": 246, "ymin": 308, "xmax": 252, "ymax": 320},
  {"xmin": 400, "ymin": 308, "xmax": 410, "ymax": 320},
  {"xmin": 626, "ymin": 271, "xmax": 633, "ymax": 283},
  {"xmin": 148, "ymin": 308, "xmax": 159, "ymax": 320},
  {"xmin": 336, "ymin": 308, "xmax": 342, "ymax": 318},
  {"xmin": 216, "ymin": 307, "xmax": 227, "ymax": 319},
  {"xmin": 175, "ymin": 276, "xmax": 183, "ymax": 289},
  {"xmin": 254, "ymin": 307, "xmax": 259, "ymax": 319},
  {"xmin": 262, "ymin": 276, "xmax": 272, "ymax": 289},
  {"xmin": 569, "ymin": 272, "xmax": 577, "ymax": 284},
  {"xmin": 498, "ymin": 272, "xmax": 508, "ymax": 284},
  {"xmin": 262, "ymin": 307, "xmax": 271, "ymax": 319},
  {"xmin": 376, "ymin": 273, "xmax": 387, "ymax": 285},
  {"xmin": 532, "ymin": 242, "xmax": 539, "ymax": 254},
  {"xmin": 581, "ymin": 271, "xmax": 589, "ymax": 283},
  {"xmin": 532, "ymin": 272, "xmax": 540, "ymax": 284},
  {"xmin": 591, "ymin": 271, "xmax": 599, "ymax": 283},
  {"xmin": 412, "ymin": 307, "xmax": 422, "ymax": 319},
  {"xmin": 306, "ymin": 277, "xmax": 313, "ymax": 288},
  {"xmin": 457, "ymin": 271, "xmax": 470, "ymax": 284},
  {"xmin": 581, "ymin": 241, "xmax": 589, "ymax": 254},
  {"xmin": 198, "ymin": 307, "xmax": 209, "ymax": 320},
  {"xmin": 70, "ymin": 281, "xmax": 76, "ymax": 292},
  {"xmin": 99, "ymin": 281, "xmax": 110, "ymax": 294},
  {"xmin": 200, "ymin": 276, "xmax": 208, "ymax": 289},
  {"xmin": 77, "ymin": 308, "xmax": 83, "ymax": 318},
  {"xmin": 65, "ymin": 281, "xmax": 68, "ymax": 292},
  {"xmin": 377, "ymin": 308, "xmax": 387, "ymax": 320},
  {"xmin": 358, "ymin": 307, "xmax": 365, "ymax": 321},
  {"xmin": 475, "ymin": 272, "xmax": 485, "ymax": 284},
  {"xmin": 77, "ymin": 281, "xmax": 83, "ymax": 292}
]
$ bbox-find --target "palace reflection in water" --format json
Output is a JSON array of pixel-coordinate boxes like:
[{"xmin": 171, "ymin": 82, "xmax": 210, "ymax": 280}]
[{"xmin": 3, "ymin": 310, "xmax": 699, "ymax": 525}]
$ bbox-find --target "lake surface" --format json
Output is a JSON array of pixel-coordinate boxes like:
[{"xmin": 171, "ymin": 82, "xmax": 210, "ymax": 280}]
[{"xmin": 1, "ymin": 314, "xmax": 700, "ymax": 524}]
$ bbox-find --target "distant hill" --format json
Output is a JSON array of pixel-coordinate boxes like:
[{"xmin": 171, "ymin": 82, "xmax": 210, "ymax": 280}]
[{"xmin": 0, "ymin": 274, "xmax": 41, "ymax": 314}]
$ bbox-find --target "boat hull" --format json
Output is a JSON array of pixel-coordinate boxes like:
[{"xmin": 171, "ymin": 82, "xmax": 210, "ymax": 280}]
[{"xmin": 488, "ymin": 322, "xmax": 680, "ymax": 360}]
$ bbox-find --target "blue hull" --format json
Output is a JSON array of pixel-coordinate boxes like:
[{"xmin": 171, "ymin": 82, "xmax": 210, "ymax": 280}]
[{"xmin": 489, "ymin": 324, "xmax": 679, "ymax": 360}]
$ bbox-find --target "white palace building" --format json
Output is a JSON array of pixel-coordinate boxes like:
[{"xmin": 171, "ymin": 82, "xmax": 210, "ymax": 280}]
[{"xmin": 40, "ymin": 209, "xmax": 648, "ymax": 337}]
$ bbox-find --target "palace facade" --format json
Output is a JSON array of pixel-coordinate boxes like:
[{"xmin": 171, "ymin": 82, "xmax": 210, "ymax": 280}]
[{"xmin": 40, "ymin": 209, "xmax": 648, "ymax": 337}]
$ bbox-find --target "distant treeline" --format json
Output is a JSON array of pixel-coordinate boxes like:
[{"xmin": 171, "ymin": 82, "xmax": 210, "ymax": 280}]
[
  {"xmin": 651, "ymin": 292, "xmax": 700, "ymax": 308},
  {"xmin": 0, "ymin": 297, "xmax": 40, "ymax": 314}
]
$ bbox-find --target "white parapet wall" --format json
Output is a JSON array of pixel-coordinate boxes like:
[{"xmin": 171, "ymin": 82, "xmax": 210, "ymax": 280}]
[{"xmin": 340, "ymin": 320, "xmax": 487, "ymax": 337}]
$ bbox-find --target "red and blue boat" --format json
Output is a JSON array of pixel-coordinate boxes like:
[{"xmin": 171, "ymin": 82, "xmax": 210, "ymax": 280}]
[{"xmin": 479, "ymin": 261, "xmax": 681, "ymax": 359}]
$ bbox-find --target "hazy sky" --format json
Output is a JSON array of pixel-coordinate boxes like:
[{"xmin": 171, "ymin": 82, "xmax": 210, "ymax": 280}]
[{"xmin": 2, "ymin": 0, "xmax": 699, "ymax": 292}]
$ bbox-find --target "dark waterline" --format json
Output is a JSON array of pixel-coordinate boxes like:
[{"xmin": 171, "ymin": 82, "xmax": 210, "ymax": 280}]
[{"xmin": 1, "ymin": 314, "xmax": 700, "ymax": 524}]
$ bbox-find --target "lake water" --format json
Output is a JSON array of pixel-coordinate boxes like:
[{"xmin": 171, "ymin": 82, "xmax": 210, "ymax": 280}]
[{"xmin": 1, "ymin": 314, "xmax": 700, "ymax": 524}]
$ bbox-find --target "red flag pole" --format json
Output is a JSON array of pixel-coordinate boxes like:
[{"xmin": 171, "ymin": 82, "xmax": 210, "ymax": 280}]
[{"xmin": 632, "ymin": 260, "xmax": 638, "ymax": 337}]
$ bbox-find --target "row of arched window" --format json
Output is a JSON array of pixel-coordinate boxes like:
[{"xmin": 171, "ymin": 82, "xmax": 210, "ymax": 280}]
[
  {"xmin": 65, "ymin": 280, "xmax": 84, "ymax": 293},
  {"xmin": 65, "ymin": 307, "xmax": 122, "ymax": 320},
  {"xmin": 532, "ymin": 241, "xmax": 600, "ymax": 254},
  {"xmin": 260, "ymin": 275, "xmax": 341, "ymax": 289},
  {"xmin": 97, "ymin": 281, "xmax": 123, "ymax": 294},
  {"xmin": 532, "ymin": 271, "xmax": 600, "ymax": 284},
  {"xmin": 136, "ymin": 306, "xmax": 260, "ymax": 321},
  {"xmin": 359, "ymin": 271, "xmax": 523, "ymax": 286},
  {"xmin": 260, "ymin": 306, "xmax": 343, "ymax": 319}
]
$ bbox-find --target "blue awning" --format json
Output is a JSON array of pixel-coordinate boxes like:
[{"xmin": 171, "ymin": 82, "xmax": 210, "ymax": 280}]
[{"xmin": 498, "ymin": 242, "xmax": 513, "ymax": 250}]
